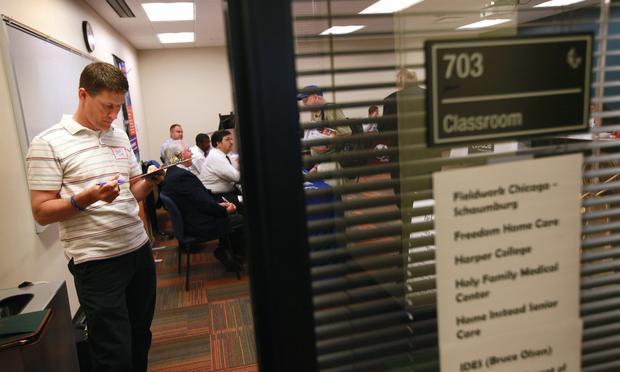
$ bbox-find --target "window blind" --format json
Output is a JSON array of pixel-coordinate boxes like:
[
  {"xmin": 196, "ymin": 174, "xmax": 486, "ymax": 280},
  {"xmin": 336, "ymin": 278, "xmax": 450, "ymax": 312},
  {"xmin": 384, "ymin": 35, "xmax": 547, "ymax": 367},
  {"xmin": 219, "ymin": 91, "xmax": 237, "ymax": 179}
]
[{"xmin": 293, "ymin": 0, "xmax": 620, "ymax": 370}]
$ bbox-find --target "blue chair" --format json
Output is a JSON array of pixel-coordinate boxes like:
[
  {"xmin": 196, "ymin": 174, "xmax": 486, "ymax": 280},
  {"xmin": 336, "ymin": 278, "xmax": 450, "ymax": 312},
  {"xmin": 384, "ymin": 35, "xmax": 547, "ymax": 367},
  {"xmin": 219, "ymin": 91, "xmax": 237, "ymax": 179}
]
[
  {"xmin": 159, "ymin": 193, "xmax": 232, "ymax": 290},
  {"xmin": 141, "ymin": 160, "xmax": 169, "ymax": 237}
]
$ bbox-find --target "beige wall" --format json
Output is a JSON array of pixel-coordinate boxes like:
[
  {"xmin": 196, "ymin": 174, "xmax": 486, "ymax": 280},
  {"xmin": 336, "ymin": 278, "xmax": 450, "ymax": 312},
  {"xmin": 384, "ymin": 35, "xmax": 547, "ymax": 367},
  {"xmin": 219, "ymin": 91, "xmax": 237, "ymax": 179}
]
[
  {"xmin": 295, "ymin": 38, "xmax": 425, "ymax": 119},
  {"xmin": 138, "ymin": 47, "xmax": 234, "ymax": 158},
  {"xmin": 0, "ymin": 0, "xmax": 147, "ymax": 314}
]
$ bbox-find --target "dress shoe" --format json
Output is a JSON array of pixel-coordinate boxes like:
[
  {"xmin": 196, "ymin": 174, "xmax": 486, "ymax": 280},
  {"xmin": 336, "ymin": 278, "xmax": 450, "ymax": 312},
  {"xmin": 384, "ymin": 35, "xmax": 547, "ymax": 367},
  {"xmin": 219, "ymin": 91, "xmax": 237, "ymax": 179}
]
[{"xmin": 214, "ymin": 247, "xmax": 242, "ymax": 278}]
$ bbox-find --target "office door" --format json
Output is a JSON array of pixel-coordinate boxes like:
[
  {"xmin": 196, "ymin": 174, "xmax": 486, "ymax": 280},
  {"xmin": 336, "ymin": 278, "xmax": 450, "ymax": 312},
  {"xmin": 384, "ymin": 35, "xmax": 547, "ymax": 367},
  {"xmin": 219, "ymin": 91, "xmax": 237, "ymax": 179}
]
[{"xmin": 226, "ymin": 1, "xmax": 620, "ymax": 371}]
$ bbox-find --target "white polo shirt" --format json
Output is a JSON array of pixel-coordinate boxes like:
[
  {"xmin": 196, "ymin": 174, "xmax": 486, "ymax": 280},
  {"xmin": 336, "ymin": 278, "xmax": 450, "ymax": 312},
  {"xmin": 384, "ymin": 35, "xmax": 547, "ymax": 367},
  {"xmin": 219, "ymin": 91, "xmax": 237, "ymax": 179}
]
[{"xmin": 26, "ymin": 115, "xmax": 148, "ymax": 264}]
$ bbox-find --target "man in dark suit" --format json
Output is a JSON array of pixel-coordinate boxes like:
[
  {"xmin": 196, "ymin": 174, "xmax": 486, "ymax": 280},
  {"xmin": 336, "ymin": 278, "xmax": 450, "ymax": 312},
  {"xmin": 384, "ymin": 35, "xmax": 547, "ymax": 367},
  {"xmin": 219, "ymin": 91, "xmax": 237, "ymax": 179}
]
[
  {"xmin": 161, "ymin": 141, "xmax": 243, "ymax": 271},
  {"xmin": 380, "ymin": 69, "xmax": 425, "ymax": 200}
]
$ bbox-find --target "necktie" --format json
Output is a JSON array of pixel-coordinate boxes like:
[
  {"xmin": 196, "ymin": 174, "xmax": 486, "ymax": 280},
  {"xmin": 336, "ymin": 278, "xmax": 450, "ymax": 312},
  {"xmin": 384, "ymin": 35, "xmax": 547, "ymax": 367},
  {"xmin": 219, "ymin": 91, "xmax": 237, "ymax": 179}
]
[{"xmin": 225, "ymin": 155, "xmax": 232, "ymax": 165}]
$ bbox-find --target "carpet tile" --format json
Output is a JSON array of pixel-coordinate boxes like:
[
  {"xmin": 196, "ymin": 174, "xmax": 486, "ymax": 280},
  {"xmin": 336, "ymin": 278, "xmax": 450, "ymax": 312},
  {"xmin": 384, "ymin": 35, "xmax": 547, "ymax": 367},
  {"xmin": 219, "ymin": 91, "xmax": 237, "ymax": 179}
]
[{"xmin": 148, "ymin": 242, "xmax": 256, "ymax": 371}]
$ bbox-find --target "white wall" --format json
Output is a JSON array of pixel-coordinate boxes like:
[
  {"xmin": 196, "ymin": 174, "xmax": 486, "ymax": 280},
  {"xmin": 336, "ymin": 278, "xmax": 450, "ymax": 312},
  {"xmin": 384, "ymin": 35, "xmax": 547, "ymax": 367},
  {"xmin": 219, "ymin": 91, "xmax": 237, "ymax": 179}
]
[
  {"xmin": 0, "ymin": 0, "xmax": 147, "ymax": 314},
  {"xmin": 138, "ymin": 47, "xmax": 234, "ymax": 158},
  {"xmin": 139, "ymin": 41, "xmax": 407, "ymax": 154}
]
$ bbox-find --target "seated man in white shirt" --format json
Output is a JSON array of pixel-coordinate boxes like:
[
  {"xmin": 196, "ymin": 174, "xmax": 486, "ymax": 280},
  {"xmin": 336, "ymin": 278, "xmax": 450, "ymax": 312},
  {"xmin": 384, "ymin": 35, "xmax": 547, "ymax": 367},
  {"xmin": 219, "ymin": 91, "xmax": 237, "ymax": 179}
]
[
  {"xmin": 160, "ymin": 123, "xmax": 183, "ymax": 162},
  {"xmin": 188, "ymin": 133, "xmax": 210, "ymax": 176},
  {"xmin": 201, "ymin": 130, "xmax": 242, "ymax": 211}
]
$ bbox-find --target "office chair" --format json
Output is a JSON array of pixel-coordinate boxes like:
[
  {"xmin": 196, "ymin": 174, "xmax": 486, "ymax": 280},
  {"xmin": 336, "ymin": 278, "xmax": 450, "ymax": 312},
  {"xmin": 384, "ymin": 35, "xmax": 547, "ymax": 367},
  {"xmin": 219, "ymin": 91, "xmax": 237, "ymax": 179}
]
[
  {"xmin": 141, "ymin": 160, "xmax": 171, "ymax": 239},
  {"xmin": 159, "ymin": 193, "xmax": 239, "ymax": 290}
]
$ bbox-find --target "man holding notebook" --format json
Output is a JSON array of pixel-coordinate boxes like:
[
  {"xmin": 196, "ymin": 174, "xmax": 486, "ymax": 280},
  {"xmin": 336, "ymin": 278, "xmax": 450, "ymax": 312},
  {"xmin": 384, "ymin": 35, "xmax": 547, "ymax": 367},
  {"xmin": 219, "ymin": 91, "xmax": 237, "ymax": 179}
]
[
  {"xmin": 26, "ymin": 62, "xmax": 162, "ymax": 372},
  {"xmin": 298, "ymin": 85, "xmax": 352, "ymax": 186}
]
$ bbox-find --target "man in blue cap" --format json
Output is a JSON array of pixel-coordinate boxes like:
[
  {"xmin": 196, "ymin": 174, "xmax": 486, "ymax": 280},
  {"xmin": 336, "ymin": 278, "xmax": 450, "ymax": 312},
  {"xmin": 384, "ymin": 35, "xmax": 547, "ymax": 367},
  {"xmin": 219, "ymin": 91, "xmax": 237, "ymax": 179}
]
[
  {"xmin": 297, "ymin": 85, "xmax": 351, "ymax": 155},
  {"xmin": 298, "ymin": 85, "xmax": 351, "ymax": 184}
]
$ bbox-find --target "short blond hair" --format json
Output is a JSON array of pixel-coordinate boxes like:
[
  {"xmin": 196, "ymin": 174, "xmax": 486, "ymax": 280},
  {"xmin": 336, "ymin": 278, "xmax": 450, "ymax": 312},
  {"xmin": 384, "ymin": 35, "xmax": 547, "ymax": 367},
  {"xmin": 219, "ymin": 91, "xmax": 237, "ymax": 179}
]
[{"xmin": 396, "ymin": 68, "xmax": 416, "ymax": 89}]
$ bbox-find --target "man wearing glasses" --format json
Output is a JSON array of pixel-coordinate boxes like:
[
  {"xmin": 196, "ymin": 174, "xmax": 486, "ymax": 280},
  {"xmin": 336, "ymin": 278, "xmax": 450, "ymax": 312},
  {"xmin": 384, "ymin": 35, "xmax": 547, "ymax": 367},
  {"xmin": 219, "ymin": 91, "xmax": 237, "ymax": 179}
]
[{"xmin": 201, "ymin": 130, "xmax": 242, "ymax": 211}]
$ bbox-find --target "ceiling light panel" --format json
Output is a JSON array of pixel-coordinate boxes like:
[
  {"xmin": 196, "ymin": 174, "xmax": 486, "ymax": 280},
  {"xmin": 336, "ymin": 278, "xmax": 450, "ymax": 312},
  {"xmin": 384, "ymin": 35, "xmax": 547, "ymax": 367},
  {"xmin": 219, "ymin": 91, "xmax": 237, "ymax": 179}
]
[
  {"xmin": 157, "ymin": 32, "xmax": 195, "ymax": 43},
  {"xmin": 320, "ymin": 25, "xmax": 366, "ymax": 35},
  {"xmin": 142, "ymin": 2, "xmax": 194, "ymax": 22},
  {"xmin": 360, "ymin": 0, "xmax": 424, "ymax": 14},
  {"xmin": 458, "ymin": 19, "xmax": 511, "ymax": 29}
]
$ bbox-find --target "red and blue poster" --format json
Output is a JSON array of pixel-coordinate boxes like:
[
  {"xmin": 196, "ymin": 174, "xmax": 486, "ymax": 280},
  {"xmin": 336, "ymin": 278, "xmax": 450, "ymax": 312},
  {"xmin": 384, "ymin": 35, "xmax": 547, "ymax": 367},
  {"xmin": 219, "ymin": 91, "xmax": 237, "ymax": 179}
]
[{"xmin": 114, "ymin": 56, "xmax": 140, "ymax": 160}]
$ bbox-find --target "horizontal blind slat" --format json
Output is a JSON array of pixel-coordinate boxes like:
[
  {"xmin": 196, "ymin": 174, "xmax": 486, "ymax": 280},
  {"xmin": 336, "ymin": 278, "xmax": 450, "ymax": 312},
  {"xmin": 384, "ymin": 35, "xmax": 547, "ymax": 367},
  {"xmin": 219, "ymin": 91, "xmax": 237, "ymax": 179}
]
[
  {"xmin": 581, "ymin": 232, "xmax": 620, "ymax": 248},
  {"xmin": 582, "ymin": 348, "xmax": 620, "ymax": 368},
  {"xmin": 311, "ymin": 255, "xmax": 403, "ymax": 279},
  {"xmin": 307, "ymin": 210, "xmax": 402, "ymax": 232},
  {"xmin": 582, "ymin": 360, "xmax": 620, "ymax": 372},
  {"xmin": 306, "ymin": 194, "xmax": 402, "ymax": 215},
  {"xmin": 583, "ymin": 194, "xmax": 620, "ymax": 208},
  {"xmin": 313, "ymin": 282, "xmax": 403, "ymax": 310},
  {"xmin": 310, "ymin": 239, "xmax": 401, "ymax": 265},
  {"xmin": 581, "ymin": 297, "xmax": 620, "ymax": 316},
  {"xmin": 307, "ymin": 208, "xmax": 434, "ymax": 232},
  {"xmin": 584, "ymin": 166, "xmax": 620, "ymax": 179},
  {"xmin": 582, "ymin": 247, "xmax": 620, "ymax": 262},
  {"xmin": 582, "ymin": 259, "xmax": 620, "ymax": 275},
  {"xmin": 582, "ymin": 334, "xmax": 620, "ymax": 354},
  {"xmin": 582, "ymin": 285, "xmax": 620, "ymax": 303},
  {"xmin": 300, "ymin": 114, "xmax": 407, "ymax": 130},
  {"xmin": 320, "ymin": 352, "xmax": 420, "ymax": 372},
  {"xmin": 584, "ymin": 323, "xmax": 620, "ymax": 342},
  {"xmin": 294, "ymin": 46, "xmax": 421, "ymax": 58},
  {"xmin": 312, "ymin": 268, "xmax": 404, "ymax": 295},
  {"xmin": 317, "ymin": 337, "xmax": 435, "ymax": 370},
  {"xmin": 316, "ymin": 310, "xmax": 411, "ymax": 339},
  {"xmin": 582, "ymin": 272, "xmax": 620, "ymax": 289},
  {"xmin": 314, "ymin": 297, "xmax": 406, "ymax": 325},
  {"xmin": 308, "ymin": 225, "xmax": 402, "ymax": 248},
  {"xmin": 582, "ymin": 221, "xmax": 620, "ymax": 235},
  {"xmin": 317, "ymin": 324, "xmax": 412, "ymax": 354},
  {"xmin": 406, "ymin": 263, "xmax": 436, "ymax": 279},
  {"xmin": 582, "ymin": 207, "xmax": 620, "ymax": 222},
  {"xmin": 297, "ymin": 63, "xmax": 423, "ymax": 77},
  {"xmin": 583, "ymin": 308, "xmax": 620, "ymax": 327}
]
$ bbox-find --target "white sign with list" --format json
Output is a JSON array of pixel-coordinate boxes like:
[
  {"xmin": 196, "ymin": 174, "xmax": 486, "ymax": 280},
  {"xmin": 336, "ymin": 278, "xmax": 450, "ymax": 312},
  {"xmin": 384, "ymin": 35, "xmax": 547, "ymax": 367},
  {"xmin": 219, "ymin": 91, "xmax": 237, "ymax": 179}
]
[{"xmin": 433, "ymin": 153, "xmax": 583, "ymax": 371}]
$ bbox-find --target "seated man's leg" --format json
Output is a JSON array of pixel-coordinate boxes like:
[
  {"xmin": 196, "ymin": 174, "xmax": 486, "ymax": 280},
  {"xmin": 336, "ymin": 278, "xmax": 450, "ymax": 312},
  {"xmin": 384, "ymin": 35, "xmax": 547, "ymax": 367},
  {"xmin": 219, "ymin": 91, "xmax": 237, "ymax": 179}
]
[
  {"xmin": 228, "ymin": 214, "xmax": 245, "ymax": 258},
  {"xmin": 69, "ymin": 254, "xmax": 136, "ymax": 372},
  {"xmin": 214, "ymin": 240, "xmax": 241, "ymax": 273}
]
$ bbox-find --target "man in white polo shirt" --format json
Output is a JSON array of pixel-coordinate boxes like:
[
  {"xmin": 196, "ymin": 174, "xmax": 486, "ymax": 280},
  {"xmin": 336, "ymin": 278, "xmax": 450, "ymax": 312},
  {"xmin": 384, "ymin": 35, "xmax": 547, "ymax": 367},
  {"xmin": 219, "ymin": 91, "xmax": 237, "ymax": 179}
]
[
  {"xmin": 26, "ymin": 62, "xmax": 163, "ymax": 372},
  {"xmin": 159, "ymin": 123, "xmax": 183, "ymax": 161}
]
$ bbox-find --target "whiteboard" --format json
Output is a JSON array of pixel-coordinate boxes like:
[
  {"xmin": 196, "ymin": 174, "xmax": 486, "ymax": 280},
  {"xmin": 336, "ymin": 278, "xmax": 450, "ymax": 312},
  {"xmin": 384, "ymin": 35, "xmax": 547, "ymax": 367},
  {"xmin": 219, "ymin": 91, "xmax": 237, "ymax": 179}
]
[
  {"xmin": 0, "ymin": 19, "xmax": 97, "ymax": 155},
  {"xmin": 0, "ymin": 17, "xmax": 105, "ymax": 233}
]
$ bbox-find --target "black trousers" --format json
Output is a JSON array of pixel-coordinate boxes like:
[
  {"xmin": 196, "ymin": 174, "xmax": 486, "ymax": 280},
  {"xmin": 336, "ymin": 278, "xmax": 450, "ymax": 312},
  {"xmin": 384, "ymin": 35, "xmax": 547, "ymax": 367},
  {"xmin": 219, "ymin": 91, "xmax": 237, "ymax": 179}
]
[{"xmin": 68, "ymin": 242, "xmax": 156, "ymax": 372}]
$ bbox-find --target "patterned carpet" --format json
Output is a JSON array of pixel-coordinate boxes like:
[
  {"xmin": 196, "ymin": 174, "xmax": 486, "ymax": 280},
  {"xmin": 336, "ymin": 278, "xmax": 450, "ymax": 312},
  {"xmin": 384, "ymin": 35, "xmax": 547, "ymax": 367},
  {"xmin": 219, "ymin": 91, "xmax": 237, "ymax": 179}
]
[{"xmin": 148, "ymin": 240, "xmax": 257, "ymax": 372}]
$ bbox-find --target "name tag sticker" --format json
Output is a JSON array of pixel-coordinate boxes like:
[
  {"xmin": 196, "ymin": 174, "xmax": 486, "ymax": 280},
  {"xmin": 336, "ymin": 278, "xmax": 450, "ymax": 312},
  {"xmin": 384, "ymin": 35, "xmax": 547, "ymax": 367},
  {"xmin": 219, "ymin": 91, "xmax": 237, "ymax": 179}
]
[{"xmin": 111, "ymin": 147, "xmax": 128, "ymax": 160}]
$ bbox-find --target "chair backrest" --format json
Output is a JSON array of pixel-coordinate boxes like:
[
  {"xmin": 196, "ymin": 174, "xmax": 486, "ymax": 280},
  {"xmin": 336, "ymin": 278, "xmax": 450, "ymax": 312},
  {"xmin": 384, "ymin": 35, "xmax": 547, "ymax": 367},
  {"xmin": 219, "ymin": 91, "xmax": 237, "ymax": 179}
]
[
  {"xmin": 159, "ymin": 193, "xmax": 186, "ymax": 242},
  {"xmin": 141, "ymin": 159, "xmax": 162, "ymax": 220}
]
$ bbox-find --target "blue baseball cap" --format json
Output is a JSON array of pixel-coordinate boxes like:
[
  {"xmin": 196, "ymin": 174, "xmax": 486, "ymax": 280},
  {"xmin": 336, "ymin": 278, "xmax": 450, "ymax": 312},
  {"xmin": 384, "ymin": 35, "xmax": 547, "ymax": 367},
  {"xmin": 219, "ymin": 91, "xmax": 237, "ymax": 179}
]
[{"xmin": 297, "ymin": 85, "xmax": 323, "ymax": 100}]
